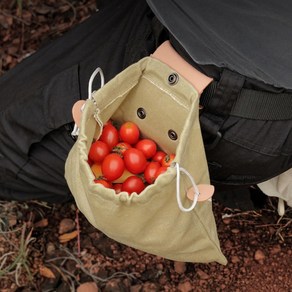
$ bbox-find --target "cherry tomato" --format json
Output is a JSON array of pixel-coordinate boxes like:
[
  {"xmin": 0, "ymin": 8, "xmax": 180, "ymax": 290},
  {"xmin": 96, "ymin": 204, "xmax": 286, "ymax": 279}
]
[
  {"xmin": 144, "ymin": 161, "xmax": 160, "ymax": 184},
  {"xmin": 113, "ymin": 183, "xmax": 123, "ymax": 194},
  {"xmin": 152, "ymin": 151, "xmax": 167, "ymax": 164},
  {"xmin": 123, "ymin": 148, "xmax": 147, "ymax": 174},
  {"xmin": 104, "ymin": 119, "xmax": 112, "ymax": 126},
  {"xmin": 101, "ymin": 153, "xmax": 125, "ymax": 181},
  {"xmin": 94, "ymin": 179, "xmax": 112, "ymax": 188},
  {"xmin": 88, "ymin": 140, "xmax": 110, "ymax": 163},
  {"xmin": 112, "ymin": 142, "xmax": 132, "ymax": 156},
  {"xmin": 88, "ymin": 157, "xmax": 94, "ymax": 167},
  {"xmin": 155, "ymin": 166, "xmax": 168, "ymax": 177},
  {"xmin": 161, "ymin": 153, "xmax": 175, "ymax": 167},
  {"xmin": 91, "ymin": 163, "xmax": 103, "ymax": 178},
  {"xmin": 112, "ymin": 168, "xmax": 134, "ymax": 183},
  {"xmin": 99, "ymin": 123, "xmax": 119, "ymax": 150},
  {"xmin": 122, "ymin": 176, "xmax": 145, "ymax": 194},
  {"xmin": 135, "ymin": 139, "xmax": 157, "ymax": 159},
  {"xmin": 119, "ymin": 121, "xmax": 140, "ymax": 145}
]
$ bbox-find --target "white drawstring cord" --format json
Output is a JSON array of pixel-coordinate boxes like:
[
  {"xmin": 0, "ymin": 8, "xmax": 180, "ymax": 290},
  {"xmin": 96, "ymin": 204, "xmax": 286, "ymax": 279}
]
[
  {"xmin": 277, "ymin": 198, "xmax": 285, "ymax": 216},
  {"xmin": 71, "ymin": 67, "xmax": 104, "ymax": 136},
  {"xmin": 175, "ymin": 162, "xmax": 200, "ymax": 212},
  {"xmin": 71, "ymin": 105, "xmax": 85, "ymax": 136},
  {"xmin": 88, "ymin": 67, "xmax": 105, "ymax": 100}
]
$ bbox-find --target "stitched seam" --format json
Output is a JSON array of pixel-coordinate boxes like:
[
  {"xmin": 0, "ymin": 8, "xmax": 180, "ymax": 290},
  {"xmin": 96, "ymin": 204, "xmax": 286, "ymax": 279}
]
[
  {"xmin": 223, "ymin": 137, "xmax": 289, "ymax": 156},
  {"xmin": 98, "ymin": 82, "xmax": 138, "ymax": 112},
  {"xmin": 142, "ymin": 75, "xmax": 189, "ymax": 110}
]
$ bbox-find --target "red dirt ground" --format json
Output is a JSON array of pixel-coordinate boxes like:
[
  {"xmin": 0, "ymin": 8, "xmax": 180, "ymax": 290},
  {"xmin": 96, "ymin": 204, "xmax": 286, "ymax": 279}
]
[{"xmin": 0, "ymin": 1, "xmax": 291, "ymax": 291}]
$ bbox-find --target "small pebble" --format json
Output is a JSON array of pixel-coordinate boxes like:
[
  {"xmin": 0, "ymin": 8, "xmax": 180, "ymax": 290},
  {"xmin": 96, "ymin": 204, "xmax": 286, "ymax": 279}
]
[
  {"xmin": 174, "ymin": 261, "xmax": 186, "ymax": 274},
  {"xmin": 254, "ymin": 249, "xmax": 265, "ymax": 263},
  {"xmin": 58, "ymin": 218, "xmax": 75, "ymax": 234}
]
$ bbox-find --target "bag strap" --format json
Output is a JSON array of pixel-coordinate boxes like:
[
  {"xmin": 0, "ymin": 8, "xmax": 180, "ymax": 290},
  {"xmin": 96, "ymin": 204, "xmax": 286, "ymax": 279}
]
[{"xmin": 201, "ymin": 80, "xmax": 292, "ymax": 120}]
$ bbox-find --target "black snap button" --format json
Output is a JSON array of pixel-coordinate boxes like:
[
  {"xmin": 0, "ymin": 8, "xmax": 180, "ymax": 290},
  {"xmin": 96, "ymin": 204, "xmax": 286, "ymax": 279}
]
[
  {"xmin": 168, "ymin": 73, "xmax": 179, "ymax": 85},
  {"xmin": 137, "ymin": 107, "xmax": 146, "ymax": 119},
  {"xmin": 168, "ymin": 129, "xmax": 178, "ymax": 140}
]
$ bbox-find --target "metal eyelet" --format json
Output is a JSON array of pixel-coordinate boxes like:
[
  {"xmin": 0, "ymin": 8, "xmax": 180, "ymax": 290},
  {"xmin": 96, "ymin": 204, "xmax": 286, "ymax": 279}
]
[
  {"xmin": 168, "ymin": 73, "xmax": 179, "ymax": 85},
  {"xmin": 137, "ymin": 107, "xmax": 146, "ymax": 119},
  {"xmin": 168, "ymin": 129, "xmax": 178, "ymax": 140}
]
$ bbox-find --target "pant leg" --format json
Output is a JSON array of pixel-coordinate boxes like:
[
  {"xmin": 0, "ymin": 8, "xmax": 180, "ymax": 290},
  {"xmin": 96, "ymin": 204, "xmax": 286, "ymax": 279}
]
[
  {"xmin": 0, "ymin": 0, "xmax": 161, "ymax": 202},
  {"xmin": 258, "ymin": 168, "xmax": 292, "ymax": 207},
  {"xmin": 0, "ymin": 126, "xmax": 75, "ymax": 203}
]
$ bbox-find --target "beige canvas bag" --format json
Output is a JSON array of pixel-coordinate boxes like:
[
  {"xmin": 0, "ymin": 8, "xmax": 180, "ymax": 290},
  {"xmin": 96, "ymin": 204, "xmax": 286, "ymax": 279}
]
[{"xmin": 65, "ymin": 55, "xmax": 227, "ymax": 265}]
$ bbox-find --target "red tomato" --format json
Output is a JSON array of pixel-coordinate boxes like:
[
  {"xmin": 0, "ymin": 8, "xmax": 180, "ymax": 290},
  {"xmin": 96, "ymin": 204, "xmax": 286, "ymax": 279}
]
[
  {"xmin": 152, "ymin": 151, "xmax": 167, "ymax": 164},
  {"xmin": 144, "ymin": 161, "xmax": 160, "ymax": 184},
  {"xmin": 91, "ymin": 163, "xmax": 103, "ymax": 178},
  {"xmin": 88, "ymin": 140, "xmax": 110, "ymax": 163},
  {"xmin": 161, "ymin": 153, "xmax": 175, "ymax": 167},
  {"xmin": 101, "ymin": 153, "xmax": 125, "ymax": 181},
  {"xmin": 88, "ymin": 157, "xmax": 94, "ymax": 167},
  {"xmin": 104, "ymin": 119, "xmax": 112, "ymax": 126},
  {"xmin": 123, "ymin": 148, "xmax": 147, "ymax": 174},
  {"xmin": 112, "ymin": 142, "xmax": 132, "ymax": 156},
  {"xmin": 112, "ymin": 168, "xmax": 134, "ymax": 183},
  {"xmin": 156, "ymin": 166, "xmax": 168, "ymax": 177},
  {"xmin": 122, "ymin": 176, "xmax": 145, "ymax": 194},
  {"xmin": 119, "ymin": 121, "xmax": 140, "ymax": 145},
  {"xmin": 135, "ymin": 139, "xmax": 157, "ymax": 159},
  {"xmin": 99, "ymin": 123, "xmax": 119, "ymax": 150},
  {"xmin": 113, "ymin": 183, "xmax": 123, "ymax": 194},
  {"xmin": 94, "ymin": 179, "xmax": 112, "ymax": 188}
]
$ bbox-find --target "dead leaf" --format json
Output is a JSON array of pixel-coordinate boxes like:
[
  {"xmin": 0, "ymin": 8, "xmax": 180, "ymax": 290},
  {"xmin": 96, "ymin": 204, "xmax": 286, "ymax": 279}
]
[
  {"xmin": 59, "ymin": 218, "xmax": 75, "ymax": 234},
  {"xmin": 39, "ymin": 266, "xmax": 55, "ymax": 279},
  {"xmin": 59, "ymin": 230, "xmax": 79, "ymax": 243},
  {"xmin": 34, "ymin": 218, "xmax": 48, "ymax": 228}
]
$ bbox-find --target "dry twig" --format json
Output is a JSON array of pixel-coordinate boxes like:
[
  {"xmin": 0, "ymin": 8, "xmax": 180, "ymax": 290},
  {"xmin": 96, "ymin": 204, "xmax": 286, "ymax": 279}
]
[{"xmin": 45, "ymin": 246, "xmax": 137, "ymax": 285}]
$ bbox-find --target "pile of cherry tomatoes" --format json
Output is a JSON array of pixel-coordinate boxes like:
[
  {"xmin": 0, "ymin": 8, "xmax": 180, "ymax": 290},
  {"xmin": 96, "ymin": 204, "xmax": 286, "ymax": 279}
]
[{"xmin": 88, "ymin": 121, "xmax": 175, "ymax": 194}]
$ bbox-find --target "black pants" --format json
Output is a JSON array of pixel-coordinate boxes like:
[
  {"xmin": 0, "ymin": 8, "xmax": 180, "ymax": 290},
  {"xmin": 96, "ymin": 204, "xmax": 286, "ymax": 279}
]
[
  {"xmin": 0, "ymin": 0, "xmax": 163, "ymax": 202},
  {"xmin": 1, "ymin": 0, "xmax": 292, "ymax": 203},
  {"xmin": 170, "ymin": 37, "xmax": 292, "ymax": 190}
]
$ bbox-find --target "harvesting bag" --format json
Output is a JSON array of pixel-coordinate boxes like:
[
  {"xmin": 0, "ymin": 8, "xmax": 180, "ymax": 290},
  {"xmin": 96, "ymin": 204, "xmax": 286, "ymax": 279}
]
[{"xmin": 65, "ymin": 56, "xmax": 227, "ymax": 265}]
